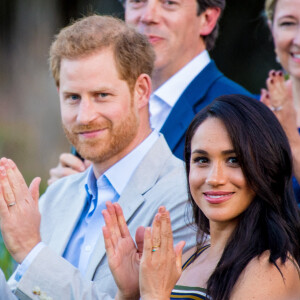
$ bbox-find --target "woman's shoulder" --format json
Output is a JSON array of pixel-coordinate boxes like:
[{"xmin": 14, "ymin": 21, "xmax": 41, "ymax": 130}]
[
  {"xmin": 182, "ymin": 243, "xmax": 210, "ymax": 265},
  {"xmin": 231, "ymin": 251, "xmax": 300, "ymax": 300}
]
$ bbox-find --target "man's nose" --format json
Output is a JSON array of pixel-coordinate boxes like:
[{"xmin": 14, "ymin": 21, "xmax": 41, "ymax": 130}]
[{"xmin": 76, "ymin": 98, "xmax": 98, "ymax": 124}]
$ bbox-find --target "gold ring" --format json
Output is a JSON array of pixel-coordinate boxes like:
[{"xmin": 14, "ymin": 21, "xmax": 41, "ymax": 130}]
[
  {"xmin": 7, "ymin": 202, "xmax": 16, "ymax": 207},
  {"xmin": 152, "ymin": 246, "xmax": 160, "ymax": 252}
]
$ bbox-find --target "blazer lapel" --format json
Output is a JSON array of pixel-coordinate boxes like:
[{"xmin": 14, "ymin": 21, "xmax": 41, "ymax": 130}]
[
  {"xmin": 48, "ymin": 179, "xmax": 87, "ymax": 255},
  {"xmin": 85, "ymin": 136, "xmax": 172, "ymax": 279},
  {"xmin": 161, "ymin": 61, "xmax": 223, "ymax": 151}
]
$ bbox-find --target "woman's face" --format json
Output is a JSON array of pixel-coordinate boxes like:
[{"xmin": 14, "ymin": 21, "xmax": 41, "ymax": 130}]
[
  {"xmin": 189, "ymin": 117, "xmax": 255, "ymax": 224},
  {"xmin": 272, "ymin": 0, "xmax": 300, "ymax": 78}
]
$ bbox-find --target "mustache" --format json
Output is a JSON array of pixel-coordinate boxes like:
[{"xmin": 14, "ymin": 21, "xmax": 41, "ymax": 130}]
[{"xmin": 69, "ymin": 122, "xmax": 111, "ymax": 134}]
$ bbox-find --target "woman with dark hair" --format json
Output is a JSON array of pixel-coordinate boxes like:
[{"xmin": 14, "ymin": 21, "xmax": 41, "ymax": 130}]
[{"xmin": 103, "ymin": 94, "xmax": 300, "ymax": 300}]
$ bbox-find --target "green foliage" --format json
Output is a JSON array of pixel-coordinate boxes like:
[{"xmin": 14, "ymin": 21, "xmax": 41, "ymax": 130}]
[{"xmin": 0, "ymin": 237, "xmax": 16, "ymax": 279}]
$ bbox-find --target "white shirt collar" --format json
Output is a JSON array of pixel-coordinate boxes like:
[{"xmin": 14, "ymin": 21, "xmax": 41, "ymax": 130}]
[
  {"xmin": 86, "ymin": 130, "xmax": 159, "ymax": 197},
  {"xmin": 154, "ymin": 50, "xmax": 210, "ymax": 108}
]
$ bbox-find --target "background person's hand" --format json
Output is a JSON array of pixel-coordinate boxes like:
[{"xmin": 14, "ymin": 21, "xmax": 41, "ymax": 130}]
[{"xmin": 48, "ymin": 153, "xmax": 91, "ymax": 185}]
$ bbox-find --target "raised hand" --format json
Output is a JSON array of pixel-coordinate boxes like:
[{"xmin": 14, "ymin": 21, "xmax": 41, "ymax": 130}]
[
  {"xmin": 139, "ymin": 207, "xmax": 185, "ymax": 300},
  {"xmin": 48, "ymin": 153, "xmax": 91, "ymax": 186},
  {"xmin": 0, "ymin": 157, "xmax": 41, "ymax": 263},
  {"xmin": 261, "ymin": 70, "xmax": 297, "ymax": 136},
  {"xmin": 102, "ymin": 201, "xmax": 141, "ymax": 300}
]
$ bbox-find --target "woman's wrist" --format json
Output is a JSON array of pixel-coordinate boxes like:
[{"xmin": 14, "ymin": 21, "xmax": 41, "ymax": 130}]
[{"xmin": 115, "ymin": 290, "xmax": 140, "ymax": 300}]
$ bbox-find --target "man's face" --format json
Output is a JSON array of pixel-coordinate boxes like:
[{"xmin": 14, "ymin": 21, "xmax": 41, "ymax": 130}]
[
  {"xmin": 59, "ymin": 49, "xmax": 140, "ymax": 166},
  {"xmin": 124, "ymin": 0, "xmax": 205, "ymax": 77}
]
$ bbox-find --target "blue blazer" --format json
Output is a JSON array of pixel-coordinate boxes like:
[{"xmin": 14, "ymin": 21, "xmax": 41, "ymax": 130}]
[{"xmin": 160, "ymin": 60, "xmax": 253, "ymax": 159}]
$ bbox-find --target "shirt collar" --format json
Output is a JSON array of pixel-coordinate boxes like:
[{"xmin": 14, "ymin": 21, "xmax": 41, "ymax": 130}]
[
  {"xmin": 85, "ymin": 130, "xmax": 159, "ymax": 197},
  {"xmin": 154, "ymin": 50, "xmax": 210, "ymax": 107}
]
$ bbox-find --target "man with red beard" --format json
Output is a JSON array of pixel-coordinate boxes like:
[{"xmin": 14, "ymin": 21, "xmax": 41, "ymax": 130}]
[
  {"xmin": 48, "ymin": 0, "xmax": 252, "ymax": 184},
  {"xmin": 0, "ymin": 15, "xmax": 195, "ymax": 299}
]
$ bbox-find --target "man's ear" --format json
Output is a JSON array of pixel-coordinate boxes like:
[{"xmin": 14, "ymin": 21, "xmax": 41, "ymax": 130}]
[
  {"xmin": 199, "ymin": 7, "xmax": 221, "ymax": 36},
  {"xmin": 133, "ymin": 74, "xmax": 152, "ymax": 109}
]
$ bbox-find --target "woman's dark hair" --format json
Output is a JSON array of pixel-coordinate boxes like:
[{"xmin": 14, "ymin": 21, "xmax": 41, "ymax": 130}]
[{"xmin": 184, "ymin": 94, "xmax": 300, "ymax": 300}]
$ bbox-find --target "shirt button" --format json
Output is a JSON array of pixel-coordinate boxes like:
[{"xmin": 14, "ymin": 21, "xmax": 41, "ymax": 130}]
[{"xmin": 85, "ymin": 245, "xmax": 91, "ymax": 252}]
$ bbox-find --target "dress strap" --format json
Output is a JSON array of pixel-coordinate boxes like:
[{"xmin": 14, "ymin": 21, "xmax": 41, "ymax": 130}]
[{"xmin": 182, "ymin": 244, "xmax": 210, "ymax": 270}]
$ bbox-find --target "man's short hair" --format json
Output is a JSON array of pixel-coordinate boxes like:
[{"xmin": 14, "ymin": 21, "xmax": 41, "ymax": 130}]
[
  {"xmin": 49, "ymin": 15, "xmax": 155, "ymax": 90},
  {"xmin": 196, "ymin": 0, "xmax": 226, "ymax": 51}
]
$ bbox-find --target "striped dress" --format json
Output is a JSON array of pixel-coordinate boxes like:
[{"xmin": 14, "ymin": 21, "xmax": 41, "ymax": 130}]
[{"xmin": 170, "ymin": 244, "xmax": 210, "ymax": 300}]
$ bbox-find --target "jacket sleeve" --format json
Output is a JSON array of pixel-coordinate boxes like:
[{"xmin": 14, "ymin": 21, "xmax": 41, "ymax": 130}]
[
  {"xmin": 14, "ymin": 247, "xmax": 114, "ymax": 300},
  {"xmin": 0, "ymin": 269, "xmax": 18, "ymax": 300}
]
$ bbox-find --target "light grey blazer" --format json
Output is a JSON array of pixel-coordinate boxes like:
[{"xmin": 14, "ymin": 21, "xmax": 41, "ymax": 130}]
[{"xmin": 11, "ymin": 135, "xmax": 196, "ymax": 300}]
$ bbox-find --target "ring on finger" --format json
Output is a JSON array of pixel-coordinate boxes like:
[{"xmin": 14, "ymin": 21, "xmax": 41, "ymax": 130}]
[
  {"xmin": 152, "ymin": 245, "xmax": 160, "ymax": 252},
  {"xmin": 271, "ymin": 106, "xmax": 282, "ymax": 112},
  {"xmin": 7, "ymin": 202, "xmax": 16, "ymax": 207}
]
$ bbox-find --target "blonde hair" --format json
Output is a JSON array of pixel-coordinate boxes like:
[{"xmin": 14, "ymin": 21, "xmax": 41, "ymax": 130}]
[
  {"xmin": 49, "ymin": 15, "xmax": 155, "ymax": 90},
  {"xmin": 265, "ymin": 0, "xmax": 277, "ymax": 21}
]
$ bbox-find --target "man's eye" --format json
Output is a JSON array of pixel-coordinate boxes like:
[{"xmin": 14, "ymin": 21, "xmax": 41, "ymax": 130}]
[
  {"xmin": 67, "ymin": 95, "xmax": 80, "ymax": 101},
  {"xmin": 128, "ymin": 0, "xmax": 146, "ymax": 7},
  {"xmin": 163, "ymin": 0, "xmax": 179, "ymax": 8},
  {"xmin": 98, "ymin": 93, "xmax": 108, "ymax": 97}
]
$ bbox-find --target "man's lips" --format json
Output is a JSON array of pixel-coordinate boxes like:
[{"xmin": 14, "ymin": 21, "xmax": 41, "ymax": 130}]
[
  {"xmin": 203, "ymin": 191, "xmax": 234, "ymax": 204},
  {"xmin": 78, "ymin": 128, "xmax": 107, "ymax": 138},
  {"xmin": 146, "ymin": 35, "xmax": 164, "ymax": 44}
]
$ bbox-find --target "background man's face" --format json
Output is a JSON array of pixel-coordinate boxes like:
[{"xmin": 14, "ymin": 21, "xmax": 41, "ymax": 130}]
[
  {"xmin": 125, "ymin": 0, "xmax": 204, "ymax": 77},
  {"xmin": 59, "ymin": 48, "xmax": 140, "ymax": 165}
]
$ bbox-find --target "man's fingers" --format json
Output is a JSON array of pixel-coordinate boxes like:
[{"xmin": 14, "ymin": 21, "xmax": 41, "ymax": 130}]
[
  {"xmin": 0, "ymin": 163, "xmax": 16, "ymax": 206},
  {"xmin": 29, "ymin": 177, "xmax": 41, "ymax": 205},
  {"xmin": 114, "ymin": 203, "xmax": 130, "ymax": 237},
  {"xmin": 106, "ymin": 202, "xmax": 121, "ymax": 240},
  {"xmin": 0, "ymin": 182, "xmax": 9, "ymax": 217},
  {"xmin": 135, "ymin": 226, "xmax": 145, "ymax": 257},
  {"xmin": 102, "ymin": 226, "xmax": 115, "ymax": 258}
]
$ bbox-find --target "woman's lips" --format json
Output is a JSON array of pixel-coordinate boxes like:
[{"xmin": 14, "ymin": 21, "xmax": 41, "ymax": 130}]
[{"xmin": 203, "ymin": 191, "xmax": 234, "ymax": 204}]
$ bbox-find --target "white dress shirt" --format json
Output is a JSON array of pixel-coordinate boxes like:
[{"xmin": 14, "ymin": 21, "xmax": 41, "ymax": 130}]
[{"xmin": 149, "ymin": 50, "xmax": 210, "ymax": 131}]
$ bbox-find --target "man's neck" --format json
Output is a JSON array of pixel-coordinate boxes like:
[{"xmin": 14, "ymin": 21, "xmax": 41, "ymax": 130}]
[{"xmin": 152, "ymin": 47, "xmax": 206, "ymax": 91}]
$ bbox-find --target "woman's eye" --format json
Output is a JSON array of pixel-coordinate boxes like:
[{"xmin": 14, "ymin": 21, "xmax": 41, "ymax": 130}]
[
  {"xmin": 193, "ymin": 156, "xmax": 209, "ymax": 165},
  {"xmin": 228, "ymin": 157, "xmax": 239, "ymax": 166}
]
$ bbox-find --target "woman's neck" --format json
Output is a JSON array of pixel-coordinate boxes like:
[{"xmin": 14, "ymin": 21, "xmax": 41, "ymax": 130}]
[{"xmin": 207, "ymin": 220, "xmax": 238, "ymax": 258}]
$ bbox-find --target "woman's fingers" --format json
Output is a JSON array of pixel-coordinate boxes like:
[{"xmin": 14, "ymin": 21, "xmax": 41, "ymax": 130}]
[{"xmin": 174, "ymin": 241, "xmax": 185, "ymax": 273}]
